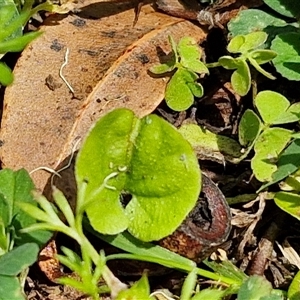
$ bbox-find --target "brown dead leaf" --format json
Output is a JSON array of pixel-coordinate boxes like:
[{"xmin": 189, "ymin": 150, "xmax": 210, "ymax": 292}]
[{"xmin": 0, "ymin": 0, "xmax": 207, "ymax": 194}]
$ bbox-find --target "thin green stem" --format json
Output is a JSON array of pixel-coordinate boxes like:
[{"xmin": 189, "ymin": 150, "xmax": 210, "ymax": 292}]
[
  {"xmin": 106, "ymin": 253, "xmax": 239, "ymax": 286},
  {"xmin": 205, "ymin": 62, "xmax": 221, "ymax": 68}
]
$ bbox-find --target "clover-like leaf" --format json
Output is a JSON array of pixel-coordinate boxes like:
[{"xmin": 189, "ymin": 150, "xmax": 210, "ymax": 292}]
[
  {"xmin": 227, "ymin": 35, "xmax": 245, "ymax": 53},
  {"xmin": 165, "ymin": 68, "xmax": 202, "ymax": 111},
  {"xmin": 250, "ymin": 49, "xmax": 277, "ymax": 65},
  {"xmin": 239, "ymin": 31, "xmax": 268, "ymax": 53},
  {"xmin": 248, "ymin": 55, "xmax": 276, "ymax": 80},
  {"xmin": 271, "ymin": 32, "xmax": 300, "ymax": 81},
  {"xmin": 259, "ymin": 139, "xmax": 300, "ymax": 191},
  {"xmin": 252, "ymin": 128, "xmax": 292, "ymax": 182},
  {"xmin": 255, "ymin": 91, "xmax": 290, "ymax": 125},
  {"xmin": 75, "ymin": 109, "xmax": 201, "ymax": 241},
  {"xmin": 274, "ymin": 102, "xmax": 300, "ymax": 125},
  {"xmin": 177, "ymin": 36, "xmax": 208, "ymax": 74},
  {"xmin": 218, "ymin": 56, "xmax": 240, "ymax": 70},
  {"xmin": 238, "ymin": 109, "xmax": 262, "ymax": 147},
  {"xmin": 231, "ymin": 60, "xmax": 251, "ymax": 96}
]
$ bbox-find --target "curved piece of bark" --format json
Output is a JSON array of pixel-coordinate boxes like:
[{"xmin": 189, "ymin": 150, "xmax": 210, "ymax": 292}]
[{"xmin": 0, "ymin": 0, "xmax": 207, "ymax": 195}]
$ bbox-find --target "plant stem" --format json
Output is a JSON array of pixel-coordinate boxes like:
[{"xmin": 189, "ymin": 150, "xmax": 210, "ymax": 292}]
[
  {"xmin": 106, "ymin": 253, "xmax": 239, "ymax": 286},
  {"xmin": 206, "ymin": 62, "xmax": 221, "ymax": 68}
]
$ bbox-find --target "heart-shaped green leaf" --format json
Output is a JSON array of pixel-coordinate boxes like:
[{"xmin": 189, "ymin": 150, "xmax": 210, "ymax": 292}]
[
  {"xmin": 273, "ymin": 102, "xmax": 300, "ymax": 125},
  {"xmin": 259, "ymin": 139, "xmax": 300, "ymax": 191},
  {"xmin": 218, "ymin": 56, "xmax": 240, "ymax": 70},
  {"xmin": 238, "ymin": 109, "xmax": 262, "ymax": 147},
  {"xmin": 227, "ymin": 35, "xmax": 245, "ymax": 53},
  {"xmin": 250, "ymin": 49, "xmax": 277, "ymax": 65},
  {"xmin": 252, "ymin": 128, "xmax": 291, "ymax": 182},
  {"xmin": 165, "ymin": 68, "xmax": 201, "ymax": 111},
  {"xmin": 255, "ymin": 91, "xmax": 290, "ymax": 125},
  {"xmin": 239, "ymin": 31, "xmax": 268, "ymax": 52},
  {"xmin": 231, "ymin": 60, "xmax": 251, "ymax": 96},
  {"xmin": 76, "ymin": 109, "xmax": 201, "ymax": 241}
]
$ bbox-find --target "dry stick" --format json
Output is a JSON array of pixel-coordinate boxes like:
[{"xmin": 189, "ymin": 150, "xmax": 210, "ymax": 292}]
[{"xmin": 247, "ymin": 213, "xmax": 285, "ymax": 276}]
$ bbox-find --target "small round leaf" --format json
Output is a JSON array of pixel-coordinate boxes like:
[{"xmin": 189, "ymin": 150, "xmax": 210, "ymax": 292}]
[
  {"xmin": 255, "ymin": 91, "xmax": 290, "ymax": 125},
  {"xmin": 238, "ymin": 109, "xmax": 262, "ymax": 147},
  {"xmin": 231, "ymin": 60, "xmax": 251, "ymax": 96},
  {"xmin": 218, "ymin": 56, "xmax": 239, "ymax": 70},
  {"xmin": 227, "ymin": 35, "xmax": 245, "ymax": 53}
]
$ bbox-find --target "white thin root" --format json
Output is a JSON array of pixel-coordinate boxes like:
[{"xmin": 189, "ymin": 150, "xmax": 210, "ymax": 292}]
[
  {"xmin": 30, "ymin": 166, "xmax": 61, "ymax": 178},
  {"xmin": 59, "ymin": 48, "xmax": 74, "ymax": 94}
]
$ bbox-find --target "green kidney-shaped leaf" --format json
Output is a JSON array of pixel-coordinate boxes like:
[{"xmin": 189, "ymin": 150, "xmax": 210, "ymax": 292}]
[
  {"xmin": 274, "ymin": 192, "xmax": 300, "ymax": 221},
  {"xmin": 252, "ymin": 128, "xmax": 292, "ymax": 182},
  {"xmin": 165, "ymin": 68, "xmax": 200, "ymax": 111},
  {"xmin": 218, "ymin": 56, "xmax": 240, "ymax": 70},
  {"xmin": 231, "ymin": 60, "xmax": 251, "ymax": 96},
  {"xmin": 238, "ymin": 109, "xmax": 262, "ymax": 147},
  {"xmin": 263, "ymin": 0, "xmax": 300, "ymax": 18},
  {"xmin": 240, "ymin": 31, "xmax": 268, "ymax": 52},
  {"xmin": 271, "ymin": 32, "xmax": 300, "ymax": 81},
  {"xmin": 250, "ymin": 49, "xmax": 277, "ymax": 65},
  {"xmin": 227, "ymin": 35, "xmax": 245, "ymax": 53},
  {"xmin": 75, "ymin": 109, "xmax": 201, "ymax": 241},
  {"xmin": 254, "ymin": 91, "xmax": 290, "ymax": 125}
]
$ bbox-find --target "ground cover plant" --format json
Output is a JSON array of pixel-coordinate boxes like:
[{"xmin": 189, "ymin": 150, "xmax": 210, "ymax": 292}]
[{"xmin": 2, "ymin": 0, "xmax": 300, "ymax": 299}]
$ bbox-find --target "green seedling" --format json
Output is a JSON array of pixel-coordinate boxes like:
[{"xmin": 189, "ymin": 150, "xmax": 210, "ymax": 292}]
[
  {"xmin": 150, "ymin": 36, "xmax": 208, "ymax": 111},
  {"xmin": 207, "ymin": 31, "xmax": 277, "ymax": 96},
  {"xmin": 237, "ymin": 90, "xmax": 300, "ymax": 183},
  {"xmin": 19, "ymin": 109, "xmax": 255, "ymax": 298},
  {"xmin": 228, "ymin": 1, "xmax": 300, "ymax": 81},
  {"xmin": 0, "ymin": 0, "xmax": 62, "ymax": 86}
]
